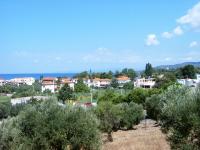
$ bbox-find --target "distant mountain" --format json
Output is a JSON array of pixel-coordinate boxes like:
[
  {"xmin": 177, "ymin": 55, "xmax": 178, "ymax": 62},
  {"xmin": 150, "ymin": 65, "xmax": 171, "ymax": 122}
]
[{"xmin": 155, "ymin": 62, "xmax": 200, "ymax": 70}]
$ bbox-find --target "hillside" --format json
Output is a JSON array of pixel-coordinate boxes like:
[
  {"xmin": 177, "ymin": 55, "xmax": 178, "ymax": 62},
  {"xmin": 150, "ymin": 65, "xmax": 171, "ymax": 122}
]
[{"xmin": 155, "ymin": 62, "xmax": 200, "ymax": 70}]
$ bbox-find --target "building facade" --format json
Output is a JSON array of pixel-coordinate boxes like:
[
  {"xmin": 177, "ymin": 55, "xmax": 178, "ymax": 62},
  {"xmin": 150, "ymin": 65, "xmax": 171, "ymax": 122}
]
[
  {"xmin": 9, "ymin": 77, "xmax": 35, "ymax": 86},
  {"xmin": 134, "ymin": 78, "xmax": 156, "ymax": 88},
  {"xmin": 41, "ymin": 77, "xmax": 57, "ymax": 93}
]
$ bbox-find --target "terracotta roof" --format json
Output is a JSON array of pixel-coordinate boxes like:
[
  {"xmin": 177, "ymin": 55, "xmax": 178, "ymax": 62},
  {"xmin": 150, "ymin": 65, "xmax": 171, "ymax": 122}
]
[
  {"xmin": 42, "ymin": 81, "xmax": 55, "ymax": 85},
  {"xmin": 61, "ymin": 81, "xmax": 73, "ymax": 84},
  {"xmin": 60, "ymin": 78, "xmax": 73, "ymax": 84},
  {"xmin": 117, "ymin": 76, "xmax": 130, "ymax": 81},
  {"xmin": 93, "ymin": 78, "xmax": 111, "ymax": 82},
  {"xmin": 42, "ymin": 77, "xmax": 57, "ymax": 81}
]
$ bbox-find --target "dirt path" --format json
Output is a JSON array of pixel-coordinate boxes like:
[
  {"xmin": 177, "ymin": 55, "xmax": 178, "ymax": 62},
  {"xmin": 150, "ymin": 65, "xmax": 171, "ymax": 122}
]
[{"xmin": 102, "ymin": 119, "xmax": 170, "ymax": 150}]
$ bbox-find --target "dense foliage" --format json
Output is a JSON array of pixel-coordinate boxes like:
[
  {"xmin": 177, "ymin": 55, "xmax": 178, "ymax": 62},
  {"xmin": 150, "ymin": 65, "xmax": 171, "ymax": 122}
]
[
  {"xmin": 0, "ymin": 99, "xmax": 101, "ymax": 150},
  {"xmin": 75, "ymin": 68, "xmax": 136, "ymax": 80},
  {"xmin": 57, "ymin": 84, "xmax": 73, "ymax": 104},
  {"xmin": 121, "ymin": 68, "xmax": 136, "ymax": 80},
  {"xmin": 0, "ymin": 85, "xmax": 18, "ymax": 94},
  {"xmin": 74, "ymin": 79, "xmax": 90, "ymax": 93},
  {"xmin": 95, "ymin": 101, "xmax": 143, "ymax": 141},
  {"xmin": 110, "ymin": 78, "xmax": 119, "ymax": 88},
  {"xmin": 0, "ymin": 81, "xmax": 41, "ymax": 98},
  {"xmin": 97, "ymin": 88, "xmax": 161, "ymax": 106},
  {"xmin": 144, "ymin": 63, "xmax": 153, "ymax": 77},
  {"xmin": 0, "ymin": 96, "xmax": 44, "ymax": 120},
  {"xmin": 180, "ymin": 65, "xmax": 196, "ymax": 79},
  {"xmin": 120, "ymin": 102, "xmax": 144, "ymax": 129},
  {"xmin": 146, "ymin": 85, "xmax": 200, "ymax": 149},
  {"xmin": 154, "ymin": 72, "xmax": 177, "ymax": 89},
  {"xmin": 0, "ymin": 96, "xmax": 11, "ymax": 119},
  {"xmin": 123, "ymin": 82, "xmax": 134, "ymax": 90},
  {"xmin": 97, "ymin": 89, "xmax": 125, "ymax": 104}
]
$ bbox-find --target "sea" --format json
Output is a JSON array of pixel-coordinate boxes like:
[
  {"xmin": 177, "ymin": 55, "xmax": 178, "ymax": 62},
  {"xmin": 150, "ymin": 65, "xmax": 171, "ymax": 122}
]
[{"xmin": 0, "ymin": 73, "xmax": 77, "ymax": 80}]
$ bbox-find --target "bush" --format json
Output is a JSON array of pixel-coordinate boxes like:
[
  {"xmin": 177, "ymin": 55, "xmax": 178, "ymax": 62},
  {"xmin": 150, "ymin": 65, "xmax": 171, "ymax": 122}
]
[
  {"xmin": 151, "ymin": 85, "xmax": 200, "ymax": 149},
  {"xmin": 95, "ymin": 101, "xmax": 144, "ymax": 141},
  {"xmin": 125, "ymin": 88, "xmax": 148, "ymax": 104},
  {"xmin": 0, "ymin": 84, "xmax": 17, "ymax": 94},
  {"xmin": 9, "ymin": 103, "xmax": 26, "ymax": 117},
  {"xmin": 120, "ymin": 102, "xmax": 143, "ymax": 129},
  {"xmin": 95, "ymin": 101, "xmax": 121, "ymax": 137},
  {"xmin": 0, "ymin": 96, "xmax": 11, "ymax": 120},
  {"xmin": 98, "ymin": 89, "xmax": 125, "ymax": 104},
  {"xmin": 74, "ymin": 79, "xmax": 90, "ymax": 93},
  {"xmin": 123, "ymin": 82, "xmax": 134, "ymax": 90},
  {"xmin": 57, "ymin": 84, "xmax": 73, "ymax": 104},
  {"xmin": 145, "ymin": 94, "xmax": 162, "ymax": 120},
  {"xmin": 0, "ymin": 99, "xmax": 101, "ymax": 150}
]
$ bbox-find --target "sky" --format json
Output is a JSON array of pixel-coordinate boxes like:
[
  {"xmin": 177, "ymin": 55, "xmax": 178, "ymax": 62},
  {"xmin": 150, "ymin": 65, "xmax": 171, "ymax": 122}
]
[{"xmin": 1, "ymin": 0, "xmax": 200, "ymax": 73}]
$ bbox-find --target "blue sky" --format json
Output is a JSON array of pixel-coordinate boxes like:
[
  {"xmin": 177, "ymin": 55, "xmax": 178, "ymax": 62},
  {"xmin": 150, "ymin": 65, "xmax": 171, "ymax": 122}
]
[{"xmin": 1, "ymin": 0, "xmax": 200, "ymax": 73}]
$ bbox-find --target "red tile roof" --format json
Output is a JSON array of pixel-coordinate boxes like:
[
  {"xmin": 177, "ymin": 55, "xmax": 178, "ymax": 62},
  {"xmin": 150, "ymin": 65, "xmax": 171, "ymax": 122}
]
[
  {"xmin": 42, "ymin": 77, "xmax": 56, "ymax": 81},
  {"xmin": 117, "ymin": 76, "xmax": 130, "ymax": 81},
  {"xmin": 93, "ymin": 78, "xmax": 111, "ymax": 82}
]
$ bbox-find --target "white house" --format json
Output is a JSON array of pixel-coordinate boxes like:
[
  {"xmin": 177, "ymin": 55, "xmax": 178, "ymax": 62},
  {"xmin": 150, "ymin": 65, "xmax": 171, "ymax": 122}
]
[
  {"xmin": 60, "ymin": 78, "xmax": 75, "ymax": 90},
  {"xmin": 116, "ymin": 76, "xmax": 131, "ymax": 87},
  {"xmin": 83, "ymin": 78, "xmax": 93, "ymax": 87},
  {"xmin": 9, "ymin": 77, "xmax": 35, "ymax": 86},
  {"xmin": 134, "ymin": 77, "xmax": 156, "ymax": 88},
  {"xmin": 92, "ymin": 78, "xmax": 111, "ymax": 88},
  {"xmin": 0, "ymin": 78, "xmax": 6, "ymax": 86},
  {"xmin": 197, "ymin": 74, "xmax": 200, "ymax": 82},
  {"xmin": 42, "ymin": 77, "xmax": 57, "ymax": 93},
  {"xmin": 177, "ymin": 79, "xmax": 197, "ymax": 87},
  {"xmin": 177, "ymin": 74, "xmax": 200, "ymax": 87}
]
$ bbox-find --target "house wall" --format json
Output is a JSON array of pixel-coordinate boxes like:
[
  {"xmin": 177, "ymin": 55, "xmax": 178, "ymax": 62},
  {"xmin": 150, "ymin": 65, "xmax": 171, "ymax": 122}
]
[{"xmin": 42, "ymin": 84, "xmax": 55, "ymax": 93}]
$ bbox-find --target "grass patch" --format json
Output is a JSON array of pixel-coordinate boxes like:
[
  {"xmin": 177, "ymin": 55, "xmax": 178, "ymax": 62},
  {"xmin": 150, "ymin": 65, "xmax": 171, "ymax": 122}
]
[{"xmin": 0, "ymin": 96, "xmax": 11, "ymax": 103}]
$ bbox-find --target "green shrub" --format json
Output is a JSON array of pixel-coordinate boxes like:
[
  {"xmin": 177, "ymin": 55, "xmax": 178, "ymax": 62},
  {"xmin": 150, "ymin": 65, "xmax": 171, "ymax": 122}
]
[
  {"xmin": 145, "ymin": 94, "xmax": 162, "ymax": 120},
  {"xmin": 74, "ymin": 79, "xmax": 90, "ymax": 93},
  {"xmin": 10, "ymin": 103, "xmax": 26, "ymax": 117},
  {"xmin": 0, "ymin": 99, "xmax": 101, "ymax": 150},
  {"xmin": 154, "ymin": 85, "xmax": 200, "ymax": 149},
  {"xmin": 0, "ymin": 96, "xmax": 11, "ymax": 120},
  {"xmin": 95, "ymin": 101, "xmax": 143, "ymax": 141},
  {"xmin": 96, "ymin": 101, "xmax": 121, "ymax": 133},
  {"xmin": 98, "ymin": 89, "xmax": 125, "ymax": 104},
  {"xmin": 120, "ymin": 102, "xmax": 143, "ymax": 129},
  {"xmin": 125, "ymin": 88, "xmax": 148, "ymax": 104}
]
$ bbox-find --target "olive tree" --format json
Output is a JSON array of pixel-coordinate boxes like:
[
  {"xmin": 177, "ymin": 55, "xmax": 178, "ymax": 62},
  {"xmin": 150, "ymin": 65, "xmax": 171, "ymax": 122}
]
[{"xmin": 0, "ymin": 99, "xmax": 101, "ymax": 150}]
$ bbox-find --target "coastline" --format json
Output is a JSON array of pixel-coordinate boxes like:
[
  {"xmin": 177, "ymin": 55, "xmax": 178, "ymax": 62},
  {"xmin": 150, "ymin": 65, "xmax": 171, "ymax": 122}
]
[{"xmin": 0, "ymin": 73, "xmax": 77, "ymax": 80}]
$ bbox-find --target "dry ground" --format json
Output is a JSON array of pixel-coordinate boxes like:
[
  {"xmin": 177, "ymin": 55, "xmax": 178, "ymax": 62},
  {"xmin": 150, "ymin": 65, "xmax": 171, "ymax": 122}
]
[{"xmin": 102, "ymin": 119, "xmax": 170, "ymax": 150}]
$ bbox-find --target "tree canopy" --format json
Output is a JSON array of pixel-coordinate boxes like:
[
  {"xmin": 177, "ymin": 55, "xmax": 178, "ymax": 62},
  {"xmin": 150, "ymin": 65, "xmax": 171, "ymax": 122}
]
[
  {"xmin": 144, "ymin": 63, "xmax": 153, "ymax": 77},
  {"xmin": 180, "ymin": 65, "xmax": 196, "ymax": 79},
  {"xmin": 0, "ymin": 99, "xmax": 101, "ymax": 150},
  {"xmin": 74, "ymin": 79, "xmax": 90, "ymax": 93},
  {"xmin": 57, "ymin": 84, "xmax": 73, "ymax": 104}
]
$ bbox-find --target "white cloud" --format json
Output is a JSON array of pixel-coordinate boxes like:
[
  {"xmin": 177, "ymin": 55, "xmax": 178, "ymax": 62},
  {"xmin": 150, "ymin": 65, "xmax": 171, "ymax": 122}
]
[
  {"xmin": 173, "ymin": 26, "xmax": 183, "ymax": 35},
  {"xmin": 146, "ymin": 34, "xmax": 159, "ymax": 46},
  {"xmin": 162, "ymin": 32, "xmax": 173, "ymax": 39},
  {"xmin": 177, "ymin": 2, "xmax": 200, "ymax": 28},
  {"xmin": 189, "ymin": 41, "xmax": 198, "ymax": 47}
]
